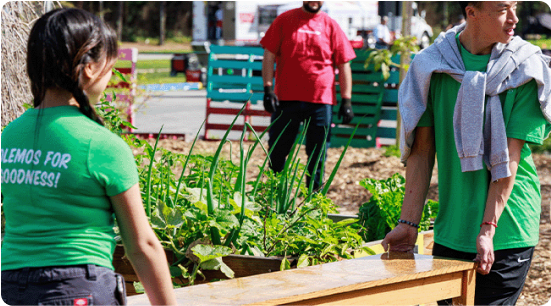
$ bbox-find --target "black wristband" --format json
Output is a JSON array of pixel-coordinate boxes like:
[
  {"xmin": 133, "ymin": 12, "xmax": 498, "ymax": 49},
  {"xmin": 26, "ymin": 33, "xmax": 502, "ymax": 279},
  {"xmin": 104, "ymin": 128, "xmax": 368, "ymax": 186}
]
[
  {"xmin": 398, "ymin": 219, "xmax": 420, "ymax": 229},
  {"xmin": 264, "ymin": 86, "xmax": 272, "ymax": 94}
]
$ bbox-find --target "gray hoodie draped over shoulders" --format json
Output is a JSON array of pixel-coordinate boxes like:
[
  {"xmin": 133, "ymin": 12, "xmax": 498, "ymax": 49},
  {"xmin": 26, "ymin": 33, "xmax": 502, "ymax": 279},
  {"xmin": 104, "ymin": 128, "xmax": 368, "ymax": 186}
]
[{"xmin": 399, "ymin": 23, "xmax": 551, "ymax": 181}]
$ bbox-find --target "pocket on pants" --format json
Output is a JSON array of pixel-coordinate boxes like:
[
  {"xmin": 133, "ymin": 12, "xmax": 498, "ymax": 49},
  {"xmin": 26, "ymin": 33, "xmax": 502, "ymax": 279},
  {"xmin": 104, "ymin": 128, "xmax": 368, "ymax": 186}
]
[
  {"xmin": 114, "ymin": 273, "xmax": 127, "ymax": 305},
  {"xmin": 38, "ymin": 294, "xmax": 93, "ymax": 306}
]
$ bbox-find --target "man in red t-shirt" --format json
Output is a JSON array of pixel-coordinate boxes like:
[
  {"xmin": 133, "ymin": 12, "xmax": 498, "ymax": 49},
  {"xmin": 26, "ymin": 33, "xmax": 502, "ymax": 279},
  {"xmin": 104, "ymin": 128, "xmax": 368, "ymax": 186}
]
[{"xmin": 260, "ymin": 1, "xmax": 356, "ymax": 191}]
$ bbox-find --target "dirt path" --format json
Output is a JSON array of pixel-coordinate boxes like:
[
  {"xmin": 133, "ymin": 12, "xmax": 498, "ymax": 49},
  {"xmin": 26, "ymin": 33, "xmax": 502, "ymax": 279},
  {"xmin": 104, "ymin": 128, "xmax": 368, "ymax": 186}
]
[{"xmin": 140, "ymin": 139, "xmax": 551, "ymax": 305}]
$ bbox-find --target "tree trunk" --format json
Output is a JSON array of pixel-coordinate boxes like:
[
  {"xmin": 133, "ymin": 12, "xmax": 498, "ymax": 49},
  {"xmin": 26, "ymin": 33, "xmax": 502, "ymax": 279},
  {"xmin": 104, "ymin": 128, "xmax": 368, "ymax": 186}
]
[
  {"xmin": 443, "ymin": 2, "xmax": 449, "ymax": 31},
  {"xmin": 159, "ymin": 1, "xmax": 166, "ymax": 46},
  {"xmin": 117, "ymin": 1, "xmax": 123, "ymax": 40},
  {"xmin": 99, "ymin": 1, "xmax": 104, "ymax": 21},
  {"xmin": 396, "ymin": 2, "xmax": 413, "ymax": 144}
]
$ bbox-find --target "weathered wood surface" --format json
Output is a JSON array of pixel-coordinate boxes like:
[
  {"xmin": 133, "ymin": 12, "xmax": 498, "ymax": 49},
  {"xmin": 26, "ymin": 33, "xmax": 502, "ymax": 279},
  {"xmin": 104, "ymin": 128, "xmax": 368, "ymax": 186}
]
[{"xmin": 127, "ymin": 253, "xmax": 476, "ymax": 306}]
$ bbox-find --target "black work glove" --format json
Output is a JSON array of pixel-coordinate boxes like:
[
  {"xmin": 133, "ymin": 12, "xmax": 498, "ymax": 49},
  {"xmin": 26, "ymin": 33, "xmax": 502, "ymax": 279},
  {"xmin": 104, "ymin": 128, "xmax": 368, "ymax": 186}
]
[
  {"xmin": 263, "ymin": 86, "xmax": 279, "ymax": 113},
  {"xmin": 338, "ymin": 98, "xmax": 354, "ymax": 124}
]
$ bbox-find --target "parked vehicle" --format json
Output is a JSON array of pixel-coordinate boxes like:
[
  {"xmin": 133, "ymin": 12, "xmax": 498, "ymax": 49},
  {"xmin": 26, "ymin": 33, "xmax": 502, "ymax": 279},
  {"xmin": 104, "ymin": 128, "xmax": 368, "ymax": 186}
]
[
  {"xmin": 381, "ymin": 1, "xmax": 433, "ymax": 49},
  {"xmin": 192, "ymin": 1, "xmax": 433, "ymax": 49}
]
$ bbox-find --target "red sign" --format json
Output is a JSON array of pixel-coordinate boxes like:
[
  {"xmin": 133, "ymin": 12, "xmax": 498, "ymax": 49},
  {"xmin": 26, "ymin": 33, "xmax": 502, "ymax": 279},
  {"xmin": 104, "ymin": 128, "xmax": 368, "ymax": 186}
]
[
  {"xmin": 349, "ymin": 40, "xmax": 364, "ymax": 49},
  {"xmin": 239, "ymin": 13, "xmax": 254, "ymax": 24},
  {"xmin": 74, "ymin": 298, "xmax": 88, "ymax": 306}
]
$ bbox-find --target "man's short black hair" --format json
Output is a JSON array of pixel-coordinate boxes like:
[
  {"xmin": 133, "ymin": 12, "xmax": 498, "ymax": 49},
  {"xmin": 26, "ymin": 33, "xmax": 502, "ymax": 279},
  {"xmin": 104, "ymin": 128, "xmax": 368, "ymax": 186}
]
[{"xmin": 459, "ymin": 2, "xmax": 483, "ymax": 19}]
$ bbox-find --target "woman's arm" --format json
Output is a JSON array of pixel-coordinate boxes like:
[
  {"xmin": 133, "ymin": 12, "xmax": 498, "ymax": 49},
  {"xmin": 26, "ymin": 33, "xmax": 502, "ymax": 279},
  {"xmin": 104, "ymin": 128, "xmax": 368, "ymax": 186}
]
[
  {"xmin": 476, "ymin": 137, "xmax": 524, "ymax": 275},
  {"xmin": 111, "ymin": 184, "xmax": 177, "ymax": 306}
]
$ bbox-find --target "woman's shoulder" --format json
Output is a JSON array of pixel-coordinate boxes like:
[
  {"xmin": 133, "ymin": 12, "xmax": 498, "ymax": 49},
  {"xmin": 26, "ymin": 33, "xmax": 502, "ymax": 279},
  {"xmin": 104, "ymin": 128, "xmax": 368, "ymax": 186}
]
[{"xmin": 89, "ymin": 125, "xmax": 130, "ymax": 149}]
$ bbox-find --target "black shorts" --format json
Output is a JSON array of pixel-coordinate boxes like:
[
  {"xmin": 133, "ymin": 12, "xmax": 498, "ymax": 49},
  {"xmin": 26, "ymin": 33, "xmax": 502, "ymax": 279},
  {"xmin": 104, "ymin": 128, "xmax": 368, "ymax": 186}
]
[
  {"xmin": 433, "ymin": 243, "xmax": 534, "ymax": 306},
  {"xmin": 2, "ymin": 264, "xmax": 127, "ymax": 305}
]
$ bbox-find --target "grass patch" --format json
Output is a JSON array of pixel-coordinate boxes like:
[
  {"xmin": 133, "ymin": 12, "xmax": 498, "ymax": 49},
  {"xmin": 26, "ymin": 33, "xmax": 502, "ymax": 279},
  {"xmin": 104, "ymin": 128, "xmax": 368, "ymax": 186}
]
[
  {"xmin": 113, "ymin": 59, "xmax": 189, "ymax": 85},
  {"xmin": 526, "ymin": 39, "xmax": 551, "ymax": 49},
  {"xmin": 114, "ymin": 59, "xmax": 172, "ymax": 69},
  {"xmin": 139, "ymin": 50, "xmax": 192, "ymax": 54},
  {"xmin": 138, "ymin": 72, "xmax": 187, "ymax": 85},
  {"xmin": 134, "ymin": 35, "xmax": 192, "ymax": 45}
]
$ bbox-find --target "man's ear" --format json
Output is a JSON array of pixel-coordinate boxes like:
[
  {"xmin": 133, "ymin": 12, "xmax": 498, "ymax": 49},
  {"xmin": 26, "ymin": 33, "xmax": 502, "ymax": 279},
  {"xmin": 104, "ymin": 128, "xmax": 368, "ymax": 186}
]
[{"xmin": 465, "ymin": 4, "xmax": 477, "ymax": 20}]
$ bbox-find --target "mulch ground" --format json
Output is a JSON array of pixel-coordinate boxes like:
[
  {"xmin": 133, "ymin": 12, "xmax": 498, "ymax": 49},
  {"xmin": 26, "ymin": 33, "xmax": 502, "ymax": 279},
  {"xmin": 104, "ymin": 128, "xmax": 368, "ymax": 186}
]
[{"xmin": 139, "ymin": 139, "xmax": 551, "ymax": 305}]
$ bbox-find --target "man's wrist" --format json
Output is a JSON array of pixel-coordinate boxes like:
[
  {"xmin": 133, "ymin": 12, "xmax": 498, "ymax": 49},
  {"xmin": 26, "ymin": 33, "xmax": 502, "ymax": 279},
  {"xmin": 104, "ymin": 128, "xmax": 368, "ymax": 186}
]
[
  {"xmin": 341, "ymin": 97, "xmax": 352, "ymax": 106},
  {"xmin": 479, "ymin": 225, "xmax": 496, "ymax": 237},
  {"xmin": 398, "ymin": 219, "xmax": 420, "ymax": 229}
]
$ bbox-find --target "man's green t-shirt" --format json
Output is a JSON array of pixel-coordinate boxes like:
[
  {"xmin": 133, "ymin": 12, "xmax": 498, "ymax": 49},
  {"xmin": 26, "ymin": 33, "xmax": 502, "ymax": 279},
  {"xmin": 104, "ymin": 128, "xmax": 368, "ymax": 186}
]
[
  {"xmin": 417, "ymin": 36, "xmax": 550, "ymax": 253},
  {"xmin": 1, "ymin": 106, "xmax": 139, "ymax": 270}
]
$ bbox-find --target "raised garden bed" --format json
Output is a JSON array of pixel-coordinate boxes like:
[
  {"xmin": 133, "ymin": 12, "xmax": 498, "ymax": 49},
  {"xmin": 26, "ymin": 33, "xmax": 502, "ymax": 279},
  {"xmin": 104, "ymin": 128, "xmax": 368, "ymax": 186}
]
[
  {"xmin": 114, "ymin": 245, "xmax": 291, "ymax": 295},
  {"xmin": 114, "ymin": 229, "xmax": 435, "ymax": 295}
]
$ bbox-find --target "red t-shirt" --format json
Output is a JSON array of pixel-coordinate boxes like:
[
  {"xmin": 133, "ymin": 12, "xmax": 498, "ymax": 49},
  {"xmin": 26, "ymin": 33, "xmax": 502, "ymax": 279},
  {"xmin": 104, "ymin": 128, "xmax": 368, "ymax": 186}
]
[{"xmin": 260, "ymin": 8, "xmax": 356, "ymax": 105}]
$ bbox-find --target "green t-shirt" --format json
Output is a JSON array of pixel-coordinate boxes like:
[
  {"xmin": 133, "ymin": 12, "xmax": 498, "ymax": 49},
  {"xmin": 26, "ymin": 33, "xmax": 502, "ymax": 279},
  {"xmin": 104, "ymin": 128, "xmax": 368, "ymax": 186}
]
[
  {"xmin": 417, "ymin": 35, "xmax": 550, "ymax": 253},
  {"xmin": 1, "ymin": 106, "xmax": 139, "ymax": 270}
]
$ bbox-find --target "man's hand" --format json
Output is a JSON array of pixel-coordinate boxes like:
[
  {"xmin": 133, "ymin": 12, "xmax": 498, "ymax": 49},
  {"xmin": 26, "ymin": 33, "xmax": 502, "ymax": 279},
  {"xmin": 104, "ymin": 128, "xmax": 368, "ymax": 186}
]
[
  {"xmin": 263, "ymin": 86, "xmax": 279, "ymax": 113},
  {"xmin": 338, "ymin": 98, "xmax": 354, "ymax": 124},
  {"xmin": 475, "ymin": 225, "xmax": 495, "ymax": 275},
  {"xmin": 382, "ymin": 224, "xmax": 418, "ymax": 253}
]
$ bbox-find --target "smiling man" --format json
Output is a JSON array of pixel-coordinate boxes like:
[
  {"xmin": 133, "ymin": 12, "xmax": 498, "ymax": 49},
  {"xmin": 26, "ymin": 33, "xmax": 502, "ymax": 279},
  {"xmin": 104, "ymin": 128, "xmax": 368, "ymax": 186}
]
[
  {"xmin": 260, "ymin": 1, "xmax": 356, "ymax": 191},
  {"xmin": 382, "ymin": 1, "xmax": 551, "ymax": 305}
]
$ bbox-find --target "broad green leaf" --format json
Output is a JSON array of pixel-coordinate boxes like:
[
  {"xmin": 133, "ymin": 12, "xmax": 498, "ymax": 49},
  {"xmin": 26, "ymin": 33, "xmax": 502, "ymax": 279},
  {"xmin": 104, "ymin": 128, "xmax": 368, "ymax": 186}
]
[
  {"xmin": 297, "ymin": 254, "xmax": 310, "ymax": 268},
  {"xmin": 249, "ymin": 245, "xmax": 264, "ymax": 257},
  {"xmin": 184, "ymin": 187, "xmax": 208, "ymax": 203},
  {"xmin": 280, "ymin": 257, "xmax": 291, "ymax": 271},
  {"xmin": 150, "ymin": 211, "xmax": 166, "ymax": 229},
  {"xmin": 192, "ymin": 201, "xmax": 208, "ymax": 215},
  {"xmin": 219, "ymin": 261, "xmax": 235, "ymax": 278},
  {"xmin": 340, "ymin": 243, "xmax": 349, "ymax": 255},
  {"xmin": 382, "ymin": 64, "xmax": 390, "ymax": 81},
  {"xmin": 191, "ymin": 244, "xmax": 232, "ymax": 264},
  {"xmin": 164, "ymin": 205, "xmax": 185, "ymax": 228},
  {"xmin": 184, "ymin": 209, "xmax": 203, "ymax": 221},
  {"xmin": 133, "ymin": 281, "xmax": 145, "ymax": 293},
  {"xmin": 169, "ymin": 265, "xmax": 183, "ymax": 277},
  {"xmin": 210, "ymin": 210, "xmax": 239, "ymax": 233},
  {"xmin": 200, "ymin": 257, "xmax": 222, "ymax": 270},
  {"xmin": 198, "ymin": 257, "xmax": 235, "ymax": 278},
  {"xmin": 334, "ymin": 218, "xmax": 359, "ymax": 228},
  {"xmin": 294, "ymin": 235, "xmax": 318, "ymax": 245},
  {"xmin": 321, "ymin": 244, "xmax": 336, "ymax": 256}
]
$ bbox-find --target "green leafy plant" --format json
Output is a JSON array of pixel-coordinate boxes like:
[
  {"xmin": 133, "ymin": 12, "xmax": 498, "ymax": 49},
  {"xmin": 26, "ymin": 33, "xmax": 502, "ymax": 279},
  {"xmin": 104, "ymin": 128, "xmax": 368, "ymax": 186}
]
[
  {"xmin": 529, "ymin": 128, "xmax": 551, "ymax": 154},
  {"xmin": 99, "ymin": 99, "xmax": 372, "ymax": 287},
  {"xmin": 382, "ymin": 144, "xmax": 401, "ymax": 158},
  {"xmin": 358, "ymin": 173, "xmax": 438, "ymax": 242},
  {"xmin": 364, "ymin": 36, "xmax": 420, "ymax": 80}
]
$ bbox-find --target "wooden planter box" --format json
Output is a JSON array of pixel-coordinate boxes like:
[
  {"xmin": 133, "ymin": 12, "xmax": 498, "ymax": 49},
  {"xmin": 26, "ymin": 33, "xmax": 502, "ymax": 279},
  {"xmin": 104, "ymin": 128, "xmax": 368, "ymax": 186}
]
[
  {"xmin": 115, "ymin": 215, "xmax": 435, "ymax": 296},
  {"xmin": 113, "ymin": 245, "xmax": 289, "ymax": 296}
]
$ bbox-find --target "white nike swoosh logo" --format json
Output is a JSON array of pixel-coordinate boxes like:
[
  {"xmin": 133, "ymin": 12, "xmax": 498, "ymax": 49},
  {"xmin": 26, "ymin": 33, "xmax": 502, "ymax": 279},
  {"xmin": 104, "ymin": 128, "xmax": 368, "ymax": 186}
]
[{"xmin": 518, "ymin": 257, "xmax": 530, "ymax": 263}]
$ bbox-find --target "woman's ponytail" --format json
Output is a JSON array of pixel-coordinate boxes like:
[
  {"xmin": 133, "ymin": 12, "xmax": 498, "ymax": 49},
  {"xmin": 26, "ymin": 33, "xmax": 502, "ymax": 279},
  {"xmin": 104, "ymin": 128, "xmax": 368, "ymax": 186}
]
[{"xmin": 72, "ymin": 85, "xmax": 104, "ymax": 126}]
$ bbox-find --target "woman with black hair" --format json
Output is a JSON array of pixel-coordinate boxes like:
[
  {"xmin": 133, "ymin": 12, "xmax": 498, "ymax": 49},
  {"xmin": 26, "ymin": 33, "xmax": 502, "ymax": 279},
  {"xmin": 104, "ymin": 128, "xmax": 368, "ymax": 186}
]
[{"xmin": 1, "ymin": 8, "xmax": 176, "ymax": 305}]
